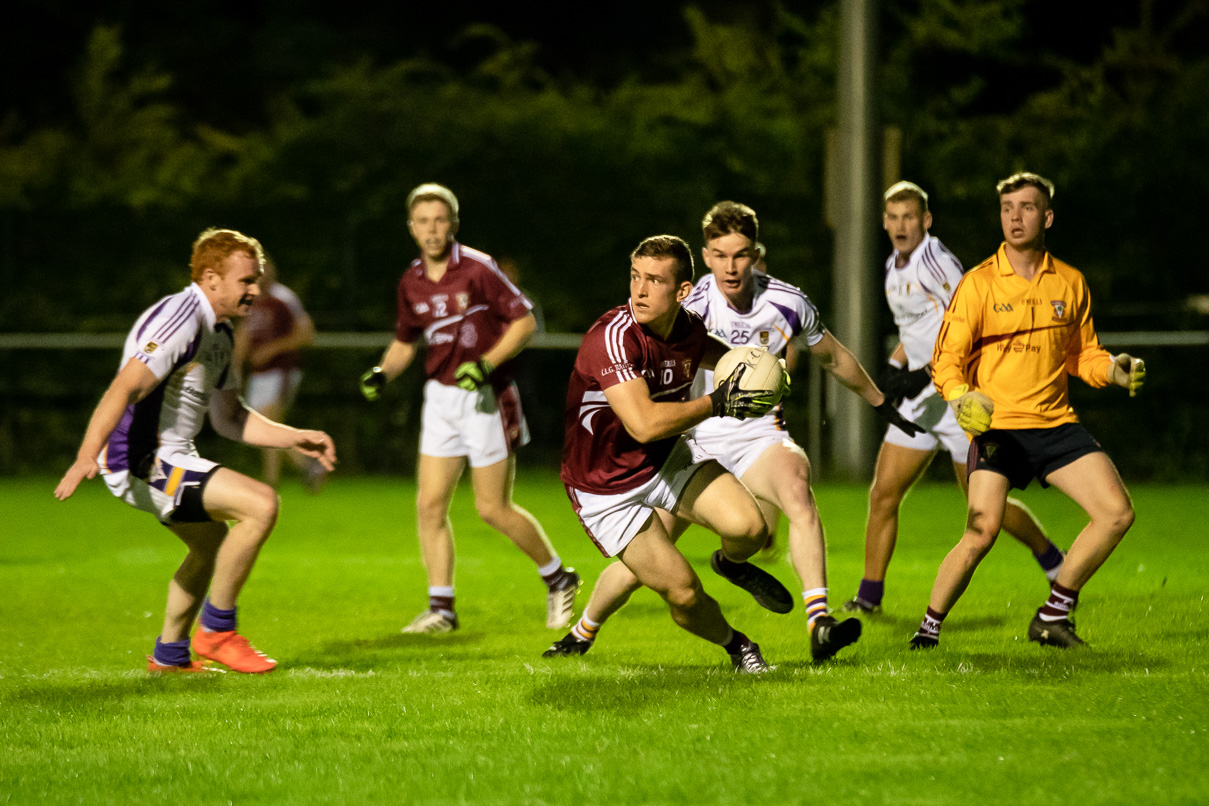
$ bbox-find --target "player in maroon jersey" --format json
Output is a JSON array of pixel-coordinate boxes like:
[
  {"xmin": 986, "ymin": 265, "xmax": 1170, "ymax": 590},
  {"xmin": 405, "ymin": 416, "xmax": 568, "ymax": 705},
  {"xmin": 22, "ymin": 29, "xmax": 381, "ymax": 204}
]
[
  {"xmin": 359, "ymin": 183, "xmax": 580, "ymax": 634},
  {"xmin": 549, "ymin": 235, "xmax": 790, "ymax": 673},
  {"xmin": 233, "ymin": 258, "xmax": 324, "ymax": 490}
]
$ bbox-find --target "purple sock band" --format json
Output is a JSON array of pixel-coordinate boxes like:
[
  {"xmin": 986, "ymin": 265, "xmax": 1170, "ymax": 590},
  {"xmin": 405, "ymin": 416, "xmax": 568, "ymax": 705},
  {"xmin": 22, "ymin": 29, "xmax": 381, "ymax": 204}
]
[
  {"xmin": 1035, "ymin": 543, "xmax": 1064, "ymax": 571},
  {"xmin": 154, "ymin": 637, "xmax": 191, "ymax": 667},
  {"xmin": 200, "ymin": 600, "xmax": 237, "ymax": 633},
  {"xmin": 857, "ymin": 579, "xmax": 884, "ymax": 605}
]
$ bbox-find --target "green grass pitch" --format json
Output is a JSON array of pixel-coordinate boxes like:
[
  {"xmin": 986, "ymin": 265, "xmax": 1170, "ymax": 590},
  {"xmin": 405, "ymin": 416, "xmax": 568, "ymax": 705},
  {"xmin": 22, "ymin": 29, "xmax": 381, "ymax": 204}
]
[{"xmin": 2, "ymin": 472, "xmax": 1207, "ymax": 804}]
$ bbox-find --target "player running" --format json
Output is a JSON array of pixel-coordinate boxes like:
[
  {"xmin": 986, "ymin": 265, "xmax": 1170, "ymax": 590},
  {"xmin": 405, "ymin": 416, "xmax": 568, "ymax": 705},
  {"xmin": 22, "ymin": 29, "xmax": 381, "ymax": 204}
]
[
  {"xmin": 548, "ymin": 203, "xmax": 923, "ymax": 664},
  {"xmin": 911, "ymin": 172, "xmax": 1145, "ymax": 649},
  {"xmin": 843, "ymin": 182, "xmax": 1063, "ymax": 615},
  {"xmin": 359, "ymin": 183, "xmax": 580, "ymax": 634},
  {"xmin": 549, "ymin": 234, "xmax": 788, "ymax": 673},
  {"xmin": 54, "ymin": 228, "xmax": 337, "ymax": 674}
]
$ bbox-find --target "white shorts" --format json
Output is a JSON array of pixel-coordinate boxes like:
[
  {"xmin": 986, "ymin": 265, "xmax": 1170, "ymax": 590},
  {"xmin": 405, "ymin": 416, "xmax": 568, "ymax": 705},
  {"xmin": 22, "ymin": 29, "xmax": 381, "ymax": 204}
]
[
  {"xmin": 244, "ymin": 368, "xmax": 302, "ymax": 412},
  {"xmin": 102, "ymin": 448, "xmax": 220, "ymax": 525},
  {"xmin": 419, "ymin": 379, "xmax": 530, "ymax": 468},
  {"xmin": 692, "ymin": 416, "xmax": 800, "ymax": 480},
  {"xmin": 883, "ymin": 386, "xmax": 970, "ymax": 463},
  {"xmin": 566, "ymin": 437, "xmax": 710, "ymax": 557}
]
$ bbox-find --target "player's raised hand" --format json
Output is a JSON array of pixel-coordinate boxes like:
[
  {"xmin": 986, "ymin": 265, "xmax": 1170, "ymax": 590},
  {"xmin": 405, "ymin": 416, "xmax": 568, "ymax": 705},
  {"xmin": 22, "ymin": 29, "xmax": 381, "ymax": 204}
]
[
  {"xmin": 359, "ymin": 366, "xmax": 387, "ymax": 401},
  {"xmin": 454, "ymin": 358, "xmax": 494, "ymax": 391},
  {"xmin": 1108, "ymin": 353, "xmax": 1146, "ymax": 397},
  {"xmin": 874, "ymin": 400, "xmax": 926, "ymax": 437},
  {"xmin": 54, "ymin": 457, "xmax": 100, "ymax": 501},
  {"xmin": 292, "ymin": 430, "xmax": 337, "ymax": 471},
  {"xmin": 945, "ymin": 384, "xmax": 994, "ymax": 435}
]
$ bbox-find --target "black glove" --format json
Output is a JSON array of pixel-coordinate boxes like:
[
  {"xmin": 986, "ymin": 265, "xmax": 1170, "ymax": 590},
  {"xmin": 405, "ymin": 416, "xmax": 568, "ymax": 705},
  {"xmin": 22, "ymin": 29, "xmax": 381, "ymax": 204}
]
[
  {"xmin": 708, "ymin": 364, "xmax": 779, "ymax": 419},
  {"xmin": 360, "ymin": 366, "xmax": 387, "ymax": 401},
  {"xmin": 874, "ymin": 400, "xmax": 925, "ymax": 437},
  {"xmin": 879, "ymin": 364, "xmax": 932, "ymax": 405}
]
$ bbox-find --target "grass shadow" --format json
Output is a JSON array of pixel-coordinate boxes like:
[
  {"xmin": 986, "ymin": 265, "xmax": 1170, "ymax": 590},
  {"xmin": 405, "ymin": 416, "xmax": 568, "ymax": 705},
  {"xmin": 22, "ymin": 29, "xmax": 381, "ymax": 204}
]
[{"xmin": 6, "ymin": 673, "xmax": 227, "ymax": 709}]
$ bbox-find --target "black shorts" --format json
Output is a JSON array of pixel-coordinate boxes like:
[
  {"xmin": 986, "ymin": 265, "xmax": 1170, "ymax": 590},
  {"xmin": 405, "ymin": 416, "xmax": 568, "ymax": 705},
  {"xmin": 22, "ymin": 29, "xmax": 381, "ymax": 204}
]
[{"xmin": 966, "ymin": 424, "xmax": 1103, "ymax": 490}]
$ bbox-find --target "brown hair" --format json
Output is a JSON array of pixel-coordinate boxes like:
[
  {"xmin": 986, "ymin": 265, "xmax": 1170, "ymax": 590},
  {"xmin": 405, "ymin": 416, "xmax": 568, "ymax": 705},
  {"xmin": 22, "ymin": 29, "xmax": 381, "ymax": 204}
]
[
  {"xmin": 190, "ymin": 228, "xmax": 264, "ymax": 282},
  {"xmin": 996, "ymin": 172, "xmax": 1055, "ymax": 208},
  {"xmin": 702, "ymin": 201, "xmax": 758, "ymax": 244},
  {"xmin": 631, "ymin": 235, "xmax": 695, "ymax": 285}
]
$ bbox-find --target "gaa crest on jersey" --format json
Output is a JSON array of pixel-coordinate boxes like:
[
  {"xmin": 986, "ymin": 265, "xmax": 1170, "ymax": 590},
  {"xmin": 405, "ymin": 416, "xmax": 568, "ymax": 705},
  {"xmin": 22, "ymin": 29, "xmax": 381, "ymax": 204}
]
[
  {"xmin": 414, "ymin": 302, "xmax": 429, "ymax": 315},
  {"xmin": 1050, "ymin": 300, "xmax": 1066, "ymax": 321}
]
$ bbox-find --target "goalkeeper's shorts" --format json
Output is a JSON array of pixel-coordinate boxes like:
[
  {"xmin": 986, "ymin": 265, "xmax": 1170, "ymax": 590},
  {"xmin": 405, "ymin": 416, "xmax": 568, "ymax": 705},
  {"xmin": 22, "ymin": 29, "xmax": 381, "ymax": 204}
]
[{"xmin": 967, "ymin": 423, "xmax": 1103, "ymax": 490}]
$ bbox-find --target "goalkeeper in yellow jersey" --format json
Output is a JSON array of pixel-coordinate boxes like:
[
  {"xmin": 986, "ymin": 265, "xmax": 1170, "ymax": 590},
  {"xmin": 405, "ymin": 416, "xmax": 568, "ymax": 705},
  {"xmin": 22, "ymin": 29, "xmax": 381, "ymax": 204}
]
[{"xmin": 911, "ymin": 172, "xmax": 1145, "ymax": 649}]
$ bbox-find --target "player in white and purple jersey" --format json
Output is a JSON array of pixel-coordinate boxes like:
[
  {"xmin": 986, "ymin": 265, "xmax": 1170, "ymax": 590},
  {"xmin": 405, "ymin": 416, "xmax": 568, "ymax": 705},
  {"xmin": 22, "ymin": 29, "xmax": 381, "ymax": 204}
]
[
  {"xmin": 359, "ymin": 183, "xmax": 580, "ymax": 635},
  {"xmin": 547, "ymin": 234, "xmax": 788, "ymax": 673},
  {"xmin": 842, "ymin": 181, "xmax": 1062, "ymax": 614},
  {"xmin": 55, "ymin": 229, "xmax": 337, "ymax": 675}
]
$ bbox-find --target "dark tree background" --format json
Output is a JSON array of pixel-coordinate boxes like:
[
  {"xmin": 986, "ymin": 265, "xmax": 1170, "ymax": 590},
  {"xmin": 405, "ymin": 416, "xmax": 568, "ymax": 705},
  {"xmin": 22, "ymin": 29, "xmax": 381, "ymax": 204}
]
[{"xmin": 2, "ymin": 1, "xmax": 1207, "ymax": 477}]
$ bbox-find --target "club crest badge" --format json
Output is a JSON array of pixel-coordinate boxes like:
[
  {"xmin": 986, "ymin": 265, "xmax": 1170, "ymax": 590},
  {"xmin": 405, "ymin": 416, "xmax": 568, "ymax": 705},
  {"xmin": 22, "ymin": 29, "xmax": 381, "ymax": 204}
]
[
  {"xmin": 456, "ymin": 292, "xmax": 469, "ymax": 311},
  {"xmin": 759, "ymin": 331, "xmax": 770, "ymax": 345},
  {"xmin": 143, "ymin": 341, "xmax": 159, "ymax": 354},
  {"xmin": 1050, "ymin": 300, "xmax": 1066, "ymax": 321}
]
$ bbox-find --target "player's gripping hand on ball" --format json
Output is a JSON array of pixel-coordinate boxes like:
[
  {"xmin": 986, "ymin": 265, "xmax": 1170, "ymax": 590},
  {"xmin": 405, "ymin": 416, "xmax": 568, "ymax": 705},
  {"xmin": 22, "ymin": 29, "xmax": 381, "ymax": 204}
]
[
  {"xmin": 454, "ymin": 358, "xmax": 494, "ymax": 391},
  {"xmin": 945, "ymin": 384, "xmax": 994, "ymax": 435},
  {"xmin": 359, "ymin": 366, "xmax": 387, "ymax": 401},
  {"xmin": 1108, "ymin": 353, "xmax": 1146, "ymax": 397},
  {"xmin": 709, "ymin": 364, "xmax": 779, "ymax": 419}
]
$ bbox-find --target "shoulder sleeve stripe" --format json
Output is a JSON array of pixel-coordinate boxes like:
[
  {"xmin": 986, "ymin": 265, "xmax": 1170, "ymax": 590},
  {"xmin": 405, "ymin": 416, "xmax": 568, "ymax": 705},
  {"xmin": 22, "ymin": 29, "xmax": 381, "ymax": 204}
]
[
  {"xmin": 150, "ymin": 296, "xmax": 200, "ymax": 343},
  {"xmin": 605, "ymin": 312, "xmax": 638, "ymax": 383}
]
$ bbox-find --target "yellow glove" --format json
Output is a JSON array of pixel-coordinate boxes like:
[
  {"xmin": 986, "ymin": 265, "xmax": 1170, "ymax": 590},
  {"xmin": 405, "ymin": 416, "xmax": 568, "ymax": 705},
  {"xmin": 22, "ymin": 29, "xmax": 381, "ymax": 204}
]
[
  {"xmin": 946, "ymin": 384, "xmax": 994, "ymax": 435},
  {"xmin": 1108, "ymin": 354, "xmax": 1145, "ymax": 397}
]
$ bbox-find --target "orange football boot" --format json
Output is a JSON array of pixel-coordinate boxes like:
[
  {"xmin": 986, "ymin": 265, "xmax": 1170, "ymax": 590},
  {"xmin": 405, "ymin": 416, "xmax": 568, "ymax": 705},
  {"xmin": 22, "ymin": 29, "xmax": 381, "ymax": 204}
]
[{"xmin": 192, "ymin": 630, "xmax": 277, "ymax": 673}]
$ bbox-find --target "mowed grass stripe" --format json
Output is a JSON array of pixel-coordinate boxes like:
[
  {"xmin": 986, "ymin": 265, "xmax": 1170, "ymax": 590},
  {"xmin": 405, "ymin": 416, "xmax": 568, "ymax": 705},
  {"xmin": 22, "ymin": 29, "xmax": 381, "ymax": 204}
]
[{"xmin": 2, "ymin": 474, "xmax": 1206, "ymax": 804}]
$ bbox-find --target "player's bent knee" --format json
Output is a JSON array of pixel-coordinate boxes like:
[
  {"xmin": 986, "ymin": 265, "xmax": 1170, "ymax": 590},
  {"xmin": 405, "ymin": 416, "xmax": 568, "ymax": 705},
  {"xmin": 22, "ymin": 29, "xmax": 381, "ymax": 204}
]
[{"xmin": 664, "ymin": 582, "xmax": 703, "ymax": 613}]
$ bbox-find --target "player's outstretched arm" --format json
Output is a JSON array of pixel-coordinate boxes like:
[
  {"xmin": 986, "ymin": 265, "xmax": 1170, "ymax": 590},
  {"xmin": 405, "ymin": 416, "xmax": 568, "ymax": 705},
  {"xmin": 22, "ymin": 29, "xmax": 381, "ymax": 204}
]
[
  {"xmin": 360, "ymin": 339, "xmax": 419, "ymax": 401},
  {"xmin": 809, "ymin": 332, "xmax": 925, "ymax": 437},
  {"xmin": 211, "ymin": 389, "xmax": 337, "ymax": 469},
  {"xmin": 54, "ymin": 359, "xmax": 159, "ymax": 500}
]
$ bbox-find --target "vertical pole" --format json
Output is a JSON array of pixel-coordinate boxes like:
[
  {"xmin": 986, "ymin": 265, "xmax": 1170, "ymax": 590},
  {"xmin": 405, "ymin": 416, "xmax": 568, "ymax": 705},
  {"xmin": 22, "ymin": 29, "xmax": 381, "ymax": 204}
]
[{"xmin": 830, "ymin": 0, "xmax": 880, "ymax": 479}]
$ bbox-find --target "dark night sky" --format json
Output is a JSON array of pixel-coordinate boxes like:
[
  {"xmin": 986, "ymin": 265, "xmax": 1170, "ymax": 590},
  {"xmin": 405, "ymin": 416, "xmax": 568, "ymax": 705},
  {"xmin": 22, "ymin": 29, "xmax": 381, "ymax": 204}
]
[{"xmin": 3, "ymin": 1, "xmax": 1160, "ymax": 133}]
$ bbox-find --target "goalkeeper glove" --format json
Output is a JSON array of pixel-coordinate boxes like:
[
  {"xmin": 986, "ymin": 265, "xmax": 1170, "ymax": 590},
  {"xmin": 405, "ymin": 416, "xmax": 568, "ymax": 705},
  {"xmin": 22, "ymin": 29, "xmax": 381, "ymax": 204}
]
[
  {"xmin": 709, "ymin": 364, "xmax": 779, "ymax": 419},
  {"xmin": 1107, "ymin": 353, "xmax": 1145, "ymax": 397},
  {"xmin": 873, "ymin": 400, "xmax": 925, "ymax": 437},
  {"xmin": 359, "ymin": 366, "xmax": 387, "ymax": 401},
  {"xmin": 945, "ymin": 384, "xmax": 994, "ymax": 434},
  {"xmin": 454, "ymin": 358, "xmax": 495, "ymax": 391}
]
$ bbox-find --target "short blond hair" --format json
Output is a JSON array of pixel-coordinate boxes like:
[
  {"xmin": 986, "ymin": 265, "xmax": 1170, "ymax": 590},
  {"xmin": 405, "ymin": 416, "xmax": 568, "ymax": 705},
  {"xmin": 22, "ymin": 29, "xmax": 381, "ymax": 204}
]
[
  {"xmin": 407, "ymin": 183, "xmax": 460, "ymax": 223},
  {"xmin": 884, "ymin": 180, "xmax": 929, "ymax": 214},
  {"xmin": 190, "ymin": 228, "xmax": 264, "ymax": 282}
]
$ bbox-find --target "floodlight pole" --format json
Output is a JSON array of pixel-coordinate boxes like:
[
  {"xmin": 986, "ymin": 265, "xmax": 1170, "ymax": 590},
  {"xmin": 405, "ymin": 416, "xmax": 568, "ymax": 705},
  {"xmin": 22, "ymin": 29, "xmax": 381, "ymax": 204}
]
[{"xmin": 830, "ymin": 0, "xmax": 880, "ymax": 480}]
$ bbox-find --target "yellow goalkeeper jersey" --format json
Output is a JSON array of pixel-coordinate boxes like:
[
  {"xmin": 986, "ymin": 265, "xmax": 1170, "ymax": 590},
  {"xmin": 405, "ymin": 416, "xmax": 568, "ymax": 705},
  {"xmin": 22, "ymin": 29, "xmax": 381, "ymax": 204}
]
[{"xmin": 931, "ymin": 243, "xmax": 1113, "ymax": 430}]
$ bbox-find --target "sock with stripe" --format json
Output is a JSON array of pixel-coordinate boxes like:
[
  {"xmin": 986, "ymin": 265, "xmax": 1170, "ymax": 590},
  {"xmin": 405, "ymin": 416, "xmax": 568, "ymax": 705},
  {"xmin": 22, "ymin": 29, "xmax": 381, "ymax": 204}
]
[
  {"xmin": 199, "ymin": 600, "xmax": 236, "ymax": 633},
  {"xmin": 428, "ymin": 586, "xmax": 456, "ymax": 619},
  {"xmin": 916, "ymin": 606, "xmax": 946, "ymax": 640},
  {"xmin": 538, "ymin": 556, "xmax": 574, "ymax": 592},
  {"xmin": 570, "ymin": 615, "xmax": 600, "ymax": 644},
  {"xmin": 1037, "ymin": 581, "xmax": 1079, "ymax": 622},
  {"xmin": 802, "ymin": 588, "xmax": 829, "ymax": 630}
]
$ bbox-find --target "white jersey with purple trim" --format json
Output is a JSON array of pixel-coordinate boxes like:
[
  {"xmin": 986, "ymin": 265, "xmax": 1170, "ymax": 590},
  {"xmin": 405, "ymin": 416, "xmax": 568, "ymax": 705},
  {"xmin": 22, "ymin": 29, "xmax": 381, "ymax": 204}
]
[
  {"xmin": 100, "ymin": 283, "xmax": 237, "ymax": 475},
  {"xmin": 885, "ymin": 234, "xmax": 964, "ymax": 370},
  {"xmin": 684, "ymin": 272, "xmax": 825, "ymax": 442}
]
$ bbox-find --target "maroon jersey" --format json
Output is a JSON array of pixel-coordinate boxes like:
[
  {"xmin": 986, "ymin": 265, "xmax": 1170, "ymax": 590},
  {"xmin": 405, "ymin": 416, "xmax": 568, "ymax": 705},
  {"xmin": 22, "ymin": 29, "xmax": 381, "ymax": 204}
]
[
  {"xmin": 395, "ymin": 242, "xmax": 532, "ymax": 387},
  {"xmin": 561, "ymin": 303, "xmax": 711, "ymax": 495},
  {"xmin": 245, "ymin": 284, "xmax": 306, "ymax": 372}
]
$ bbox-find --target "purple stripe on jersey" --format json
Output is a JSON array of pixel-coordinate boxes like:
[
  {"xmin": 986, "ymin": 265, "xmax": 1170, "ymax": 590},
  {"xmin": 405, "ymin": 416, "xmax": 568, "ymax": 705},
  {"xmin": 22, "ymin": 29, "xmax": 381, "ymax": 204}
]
[
  {"xmin": 769, "ymin": 301, "xmax": 801, "ymax": 335},
  {"xmin": 766, "ymin": 278, "xmax": 808, "ymax": 300},
  {"xmin": 136, "ymin": 297, "xmax": 175, "ymax": 341},
  {"xmin": 152, "ymin": 297, "xmax": 199, "ymax": 343},
  {"xmin": 920, "ymin": 248, "xmax": 947, "ymax": 286}
]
